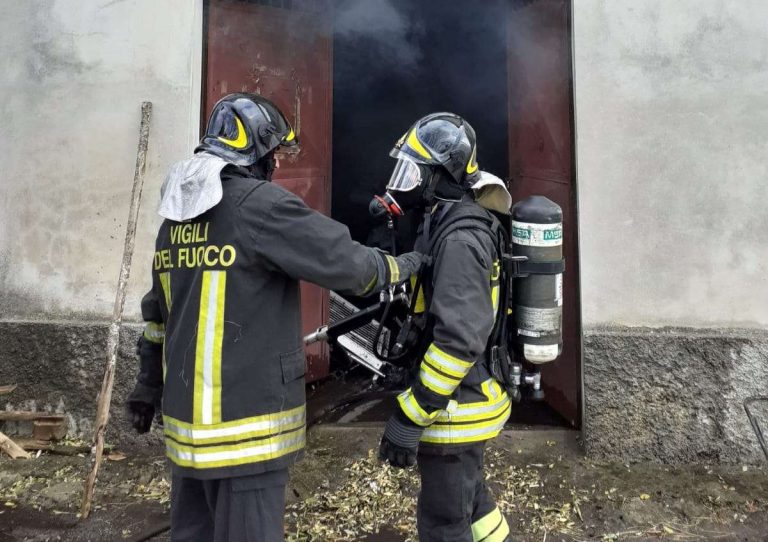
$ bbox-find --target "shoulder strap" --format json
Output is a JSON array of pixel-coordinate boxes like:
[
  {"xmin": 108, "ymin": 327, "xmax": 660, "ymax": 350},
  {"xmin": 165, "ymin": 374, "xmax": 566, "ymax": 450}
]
[
  {"xmin": 427, "ymin": 208, "xmax": 498, "ymax": 256},
  {"xmin": 415, "ymin": 205, "xmax": 502, "ymax": 319}
]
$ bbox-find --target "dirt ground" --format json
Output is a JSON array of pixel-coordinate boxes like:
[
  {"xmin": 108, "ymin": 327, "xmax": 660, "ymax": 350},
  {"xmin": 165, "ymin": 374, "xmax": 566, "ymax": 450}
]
[{"xmin": 0, "ymin": 425, "xmax": 766, "ymax": 542}]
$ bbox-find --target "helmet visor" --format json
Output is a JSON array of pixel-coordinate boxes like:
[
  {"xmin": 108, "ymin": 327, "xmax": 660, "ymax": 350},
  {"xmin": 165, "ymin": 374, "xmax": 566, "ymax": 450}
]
[{"xmin": 386, "ymin": 155, "xmax": 423, "ymax": 192}]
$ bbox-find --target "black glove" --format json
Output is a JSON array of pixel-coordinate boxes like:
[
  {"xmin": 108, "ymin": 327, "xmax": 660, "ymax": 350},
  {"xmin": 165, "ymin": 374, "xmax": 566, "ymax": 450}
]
[
  {"xmin": 393, "ymin": 251, "xmax": 427, "ymax": 284},
  {"xmin": 126, "ymin": 380, "xmax": 162, "ymax": 434},
  {"xmin": 126, "ymin": 335, "xmax": 164, "ymax": 433},
  {"xmin": 378, "ymin": 411, "xmax": 424, "ymax": 468}
]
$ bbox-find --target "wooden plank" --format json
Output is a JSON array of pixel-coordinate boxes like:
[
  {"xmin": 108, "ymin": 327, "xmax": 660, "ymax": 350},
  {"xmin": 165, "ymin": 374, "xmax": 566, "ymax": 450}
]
[
  {"xmin": 0, "ymin": 430, "xmax": 31, "ymax": 459},
  {"xmin": 0, "ymin": 411, "xmax": 66, "ymax": 422},
  {"xmin": 15, "ymin": 438, "xmax": 95, "ymax": 456}
]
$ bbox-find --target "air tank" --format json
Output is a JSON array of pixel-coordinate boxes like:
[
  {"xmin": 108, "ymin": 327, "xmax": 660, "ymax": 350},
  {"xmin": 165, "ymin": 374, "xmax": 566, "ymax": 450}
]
[{"xmin": 511, "ymin": 196, "xmax": 564, "ymax": 364}]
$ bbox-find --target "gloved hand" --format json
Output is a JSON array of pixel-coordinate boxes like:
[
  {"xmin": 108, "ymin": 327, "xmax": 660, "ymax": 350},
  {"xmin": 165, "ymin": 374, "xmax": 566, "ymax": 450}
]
[
  {"xmin": 126, "ymin": 381, "xmax": 162, "ymax": 434},
  {"xmin": 378, "ymin": 411, "xmax": 424, "ymax": 468},
  {"xmin": 127, "ymin": 335, "xmax": 164, "ymax": 434},
  {"xmin": 393, "ymin": 251, "xmax": 427, "ymax": 284}
]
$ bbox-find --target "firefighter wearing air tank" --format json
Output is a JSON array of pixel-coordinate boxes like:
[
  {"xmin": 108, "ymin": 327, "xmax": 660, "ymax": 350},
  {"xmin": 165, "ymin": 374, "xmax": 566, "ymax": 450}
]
[
  {"xmin": 126, "ymin": 93, "xmax": 423, "ymax": 542},
  {"xmin": 377, "ymin": 113, "xmax": 513, "ymax": 542}
]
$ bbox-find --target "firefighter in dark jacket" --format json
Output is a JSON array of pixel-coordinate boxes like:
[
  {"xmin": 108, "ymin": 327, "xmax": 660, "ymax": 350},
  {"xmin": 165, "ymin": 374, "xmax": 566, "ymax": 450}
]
[
  {"xmin": 126, "ymin": 93, "xmax": 423, "ymax": 542},
  {"xmin": 377, "ymin": 113, "xmax": 514, "ymax": 542}
]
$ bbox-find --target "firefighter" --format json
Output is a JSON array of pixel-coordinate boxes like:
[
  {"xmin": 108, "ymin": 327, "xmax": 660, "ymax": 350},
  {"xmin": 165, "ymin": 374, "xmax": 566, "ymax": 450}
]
[
  {"xmin": 126, "ymin": 93, "xmax": 423, "ymax": 542},
  {"xmin": 377, "ymin": 113, "xmax": 513, "ymax": 542}
]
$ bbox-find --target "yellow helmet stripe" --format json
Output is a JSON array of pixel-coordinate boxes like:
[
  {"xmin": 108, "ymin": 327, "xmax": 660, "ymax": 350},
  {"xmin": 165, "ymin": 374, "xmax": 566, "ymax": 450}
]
[
  {"xmin": 284, "ymin": 128, "xmax": 296, "ymax": 142},
  {"xmin": 466, "ymin": 144, "xmax": 478, "ymax": 174},
  {"xmin": 406, "ymin": 129, "xmax": 432, "ymax": 160},
  {"xmin": 217, "ymin": 116, "xmax": 248, "ymax": 149}
]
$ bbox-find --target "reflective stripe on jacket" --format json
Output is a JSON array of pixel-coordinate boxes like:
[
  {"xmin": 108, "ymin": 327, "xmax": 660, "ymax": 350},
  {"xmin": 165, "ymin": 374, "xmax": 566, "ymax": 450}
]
[
  {"xmin": 396, "ymin": 198, "xmax": 511, "ymax": 447},
  {"xmin": 144, "ymin": 164, "xmax": 396, "ymax": 479}
]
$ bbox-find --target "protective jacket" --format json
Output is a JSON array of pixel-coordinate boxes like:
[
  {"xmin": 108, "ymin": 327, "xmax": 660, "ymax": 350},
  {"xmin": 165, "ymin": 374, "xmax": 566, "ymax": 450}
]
[
  {"xmin": 141, "ymin": 156, "xmax": 404, "ymax": 479},
  {"xmin": 396, "ymin": 196, "xmax": 511, "ymax": 449}
]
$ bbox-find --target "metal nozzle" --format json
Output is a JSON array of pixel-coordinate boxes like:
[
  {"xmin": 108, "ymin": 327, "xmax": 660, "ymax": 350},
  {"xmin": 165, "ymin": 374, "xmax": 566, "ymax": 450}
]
[{"xmin": 303, "ymin": 326, "xmax": 329, "ymax": 345}]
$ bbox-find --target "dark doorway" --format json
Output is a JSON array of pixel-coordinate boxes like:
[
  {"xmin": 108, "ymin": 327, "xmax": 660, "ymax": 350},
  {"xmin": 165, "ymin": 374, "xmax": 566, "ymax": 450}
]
[
  {"xmin": 331, "ymin": 0, "xmax": 510, "ymax": 246},
  {"xmin": 203, "ymin": 0, "xmax": 581, "ymax": 427}
]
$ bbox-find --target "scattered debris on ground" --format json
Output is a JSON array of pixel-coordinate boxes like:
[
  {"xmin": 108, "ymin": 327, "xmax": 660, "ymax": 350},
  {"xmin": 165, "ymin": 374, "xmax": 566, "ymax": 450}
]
[
  {"xmin": 1, "ymin": 426, "xmax": 767, "ymax": 541},
  {"xmin": 287, "ymin": 450, "xmax": 419, "ymax": 542}
]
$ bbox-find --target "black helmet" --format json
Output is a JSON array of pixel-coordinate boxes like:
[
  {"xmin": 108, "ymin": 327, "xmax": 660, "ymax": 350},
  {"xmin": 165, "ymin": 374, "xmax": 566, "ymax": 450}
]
[
  {"xmin": 196, "ymin": 93, "xmax": 297, "ymax": 166},
  {"xmin": 387, "ymin": 112, "xmax": 479, "ymax": 194}
]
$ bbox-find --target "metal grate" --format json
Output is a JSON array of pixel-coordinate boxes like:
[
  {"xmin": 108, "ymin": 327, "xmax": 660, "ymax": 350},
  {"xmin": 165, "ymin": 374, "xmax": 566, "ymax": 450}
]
[{"xmin": 330, "ymin": 292, "xmax": 390, "ymax": 376}]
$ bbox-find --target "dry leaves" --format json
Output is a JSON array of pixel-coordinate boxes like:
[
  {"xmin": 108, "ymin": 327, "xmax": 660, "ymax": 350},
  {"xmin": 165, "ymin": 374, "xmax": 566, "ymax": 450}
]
[
  {"xmin": 286, "ymin": 448, "xmax": 585, "ymax": 541},
  {"xmin": 286, "ymin": 449, "xmax": 419, "ymax": 541},
  {"xmin": 131, "ymin": 476, "xmax": 171, "ymax": 505}
]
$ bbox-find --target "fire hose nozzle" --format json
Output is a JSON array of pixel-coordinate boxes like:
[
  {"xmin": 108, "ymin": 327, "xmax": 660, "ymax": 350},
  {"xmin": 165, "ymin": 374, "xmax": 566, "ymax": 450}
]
[{"xmin": 303, "ymin": 326, "xmax": 329, "ymax": 345}]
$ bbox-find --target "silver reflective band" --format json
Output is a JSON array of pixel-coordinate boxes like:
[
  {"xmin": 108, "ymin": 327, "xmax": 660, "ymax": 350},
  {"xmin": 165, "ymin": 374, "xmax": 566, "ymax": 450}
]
[
  {"xmin": 446, "ymin": 395, "xmax": 510, "ymax": 419},
  {"xmin": 166, "ymin": 431, "xmax": 305, "ymax": 464},
  {"xmin": 423, "ymin": 408, "xmax": 510, "ymax": 440},
  {"xmin": 164, "ymin": 409, "xmax": 305, "ymax": 441},
  {"xmin": 425, "ymin": 348, "xmax": 472, "ymax": 378},
  {"xmin": 419, "ymin": 366, "xmax": 457, "ymax": 395},
  {"xmin": 386, "ymin": 155, "xmax": 422, "ymax": 192}
]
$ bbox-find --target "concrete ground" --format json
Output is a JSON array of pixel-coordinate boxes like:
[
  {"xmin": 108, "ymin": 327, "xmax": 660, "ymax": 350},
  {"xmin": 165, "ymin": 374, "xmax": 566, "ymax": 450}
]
[{"xmin": 0, "ymin": 425, "xmax": 766, "ymax": 541}]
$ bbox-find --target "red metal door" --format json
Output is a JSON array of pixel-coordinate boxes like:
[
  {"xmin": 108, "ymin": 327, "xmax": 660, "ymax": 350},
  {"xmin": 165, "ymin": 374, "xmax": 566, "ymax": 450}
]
[
  {"xmin": 204, "ymin": 0, "xmax": 333, "ymax": 382},
  {"xmin": 508, "ymin": 0, "xmax": 581, "ymax": 426}
]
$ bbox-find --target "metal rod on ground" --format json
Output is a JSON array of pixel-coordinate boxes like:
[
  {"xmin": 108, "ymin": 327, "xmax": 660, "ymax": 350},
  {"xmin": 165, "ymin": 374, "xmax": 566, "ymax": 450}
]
[{"xmin": 81, "ymin": 101, "xmax": 153, "ymax": 519}]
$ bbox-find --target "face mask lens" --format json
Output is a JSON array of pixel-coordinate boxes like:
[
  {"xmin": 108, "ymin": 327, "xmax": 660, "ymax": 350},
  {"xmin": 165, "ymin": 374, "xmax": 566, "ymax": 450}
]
[{"xmin": 386, "ymin": 156, "xmax": 422, "ymax": 192}]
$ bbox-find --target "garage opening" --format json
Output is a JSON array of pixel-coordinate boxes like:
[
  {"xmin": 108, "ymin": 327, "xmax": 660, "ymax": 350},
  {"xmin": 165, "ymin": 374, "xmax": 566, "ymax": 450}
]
[{"xmin": 203, "ymin": 0, "xmax": 580, "ymax": 428}]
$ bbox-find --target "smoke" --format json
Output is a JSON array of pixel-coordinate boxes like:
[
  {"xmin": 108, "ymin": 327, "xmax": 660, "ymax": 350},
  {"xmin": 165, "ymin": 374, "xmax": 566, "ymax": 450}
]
[
  {"xmin": 331, "ymin": 0, "xmax": 512, "ymax": 246},
  {"xmin": 333, "ymin": 0, "xmax": 424, "ymax": 70}
]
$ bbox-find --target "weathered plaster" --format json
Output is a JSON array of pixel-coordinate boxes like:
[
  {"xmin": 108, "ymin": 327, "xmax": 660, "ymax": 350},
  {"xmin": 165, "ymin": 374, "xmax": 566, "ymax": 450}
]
[
  {"xmin": 573, "ymin": 0, "xmax": 768, "ymax": 328},
  {"xmin": 0, "ymin": 0, "xmax": 203, "ymax": 320}
]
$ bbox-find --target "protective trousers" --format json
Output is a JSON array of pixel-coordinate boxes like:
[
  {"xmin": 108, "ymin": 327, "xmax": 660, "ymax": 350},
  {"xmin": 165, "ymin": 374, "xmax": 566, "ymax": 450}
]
[
  {"xmin": 170, "ymin": 469, "xmax": 287, "ymax": 542},
  {"xmin": 417, "ymin": 446, "xmax": 510, "ymax": 542}
]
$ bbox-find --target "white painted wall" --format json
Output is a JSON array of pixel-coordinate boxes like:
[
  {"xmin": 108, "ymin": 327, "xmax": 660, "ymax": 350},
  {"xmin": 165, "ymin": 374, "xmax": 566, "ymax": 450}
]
[
  {"xmin": 0, "ymin": 0, "xmax": 203, "ymax": 320},
  {"xmin": 573, "ymin": 0, "xmax": 768, "ymax": 328}
]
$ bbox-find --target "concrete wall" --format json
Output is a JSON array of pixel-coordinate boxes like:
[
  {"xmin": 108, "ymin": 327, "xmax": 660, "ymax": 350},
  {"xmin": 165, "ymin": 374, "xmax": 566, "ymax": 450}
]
[
  {"xmin": 573, "ymin": 0, "xmax": 768, "ymax": 329},
  {"xmin": 0, "ymin": 0, "xmax": 203, "ymax": 321},
  {"xmin": 573, "ymin": 1, "xmax": 768, "ymax": 462}
]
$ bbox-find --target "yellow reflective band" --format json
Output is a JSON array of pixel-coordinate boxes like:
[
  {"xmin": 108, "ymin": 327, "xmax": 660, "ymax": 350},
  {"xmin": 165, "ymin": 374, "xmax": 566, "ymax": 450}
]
[
  {"xmin": 491, "ymin": 260, "xmax": 501, "ymax": 319},
  {"xmin": 193, "ymin": 271, "xmax": 226, "ymax": 425},
  {"xmin": 406, "ymin": 129, "xmax": 432, "ymax": 160},
  {"xmin": 217, "ymin": 116, "xmax": 248, "ymax": 149},
  {"xmin": 420, "ymin": 362, "xmax": 460, "ymax": 396},
  {"xmin": 165, "ymin": 427, "xmax": 305, "ymax": 470},
  {"xmin": 491, "ymin": 260, "xmax": 501, "ymax": 281},
  {"xmin": 397, "ymin": 389, "xmax": 441, "ymax": 427},
  {"xmin": 361, "ymin": 271, "xmax": 378, "ymax": 295},
  {"xmin": 429, "ymin": 379, "xmax": 509, "ymax": 424},
  {"xmin": 486, "ymin": 518, "xmax": 510, "ymax": 542},
  {"xmin": 410, "ymin": 275, "xmax": 426, "ymax": 314},
  {"xmin": 467, "ymin": 145, "xmax": 478, "ymax": 174},
  {"xmin": 284, "ymin": 128, "xmax": 295, "ymax": 142},
  {"xmin": 159, "ymin": 272, "xmax": 172, "ymax": 312},
  {"xmin": 421, "ymin": 402, "xmax": 511, "ymax": 444},
  {"xmin": 385, "ymin": 255, "xmax": 400, "ymax": 284},
  {"xmin": 466, "ymin": 144, "xmax": 479, "ymax": 174},
  {"xmin": 163, "ymin": 405, "xmax": 306, "ymax": 445},
  {"xmin": 444, "ymin": 396, "xmax": 510, "ymax": 423},
  {"xmin": 211, "ymin": 272, "xmax": 226, "ymax": 424},
  {"xmin": 472, "ymin": 507, "xmax": 507, "ymax": 542},
  {"xmin": 425, "ymin": 344, "xmax": 473, "ymax": 379},
  {"xmin": 143, "ymin": 322, "xmax": 165, "ymax": 344}
]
